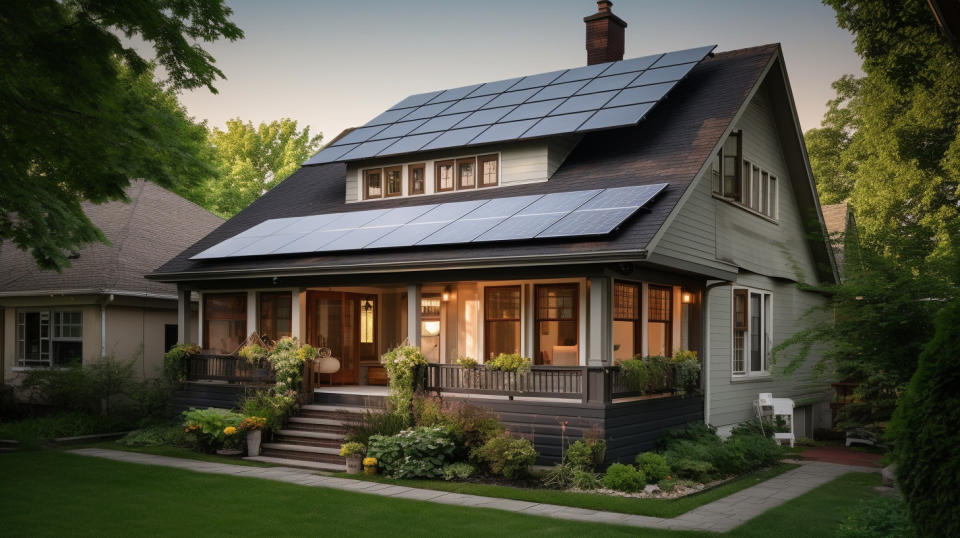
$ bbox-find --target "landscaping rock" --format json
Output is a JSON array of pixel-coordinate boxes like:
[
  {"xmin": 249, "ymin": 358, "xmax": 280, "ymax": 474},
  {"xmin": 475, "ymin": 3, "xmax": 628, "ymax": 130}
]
[
  {"xmin": 882, "ymin": 464, "xmax": 897, "ymax": 487},
  {"xmin": 643, "ymin": 484, "xmax": 661, "ymax": 495}
]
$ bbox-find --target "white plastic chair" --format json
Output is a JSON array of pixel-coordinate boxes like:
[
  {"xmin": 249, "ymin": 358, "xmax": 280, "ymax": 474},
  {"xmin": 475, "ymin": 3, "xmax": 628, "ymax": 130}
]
[{"xmin": 771, "ymin": 397, "xmax": 795, "ymax": 448}]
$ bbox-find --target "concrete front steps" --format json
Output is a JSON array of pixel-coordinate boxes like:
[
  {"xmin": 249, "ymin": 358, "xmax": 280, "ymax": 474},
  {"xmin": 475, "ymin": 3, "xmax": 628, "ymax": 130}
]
[{"xmin": 245, "ymin": 401, "xmax": 379, "ymax": 471}]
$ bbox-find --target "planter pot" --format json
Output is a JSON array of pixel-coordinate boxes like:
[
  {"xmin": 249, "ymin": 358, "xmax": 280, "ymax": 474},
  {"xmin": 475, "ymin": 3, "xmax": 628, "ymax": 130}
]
[
  {"xmin": 216, "ymin": 448, "xmax": 242, "ymax": 456},
  {"xmin": 246, "ymin": 430, "xmax": 262, "ymax": 457},
  {"xmin": 345, "ymin": 455, "xmax": 362, "ymax": 474},
  {"xmin": 364, "ymin": 464, "xmax": 377, "ymax": 476},
  {"xmin": 314, "ymin": 356, "xmax": 340, "ymax": 374}
]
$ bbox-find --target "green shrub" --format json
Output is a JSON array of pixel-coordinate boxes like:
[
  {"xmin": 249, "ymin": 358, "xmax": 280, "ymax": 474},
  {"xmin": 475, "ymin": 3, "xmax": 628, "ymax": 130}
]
[
  {"xmin": 572, "ymin": 469, "xmax": 600, "ymax": 490},
  {"xmin": 837, "ymin": 496, "xmax": 914, "ymax": 537},
  {"xmin": 657, "ymin": 477, "xmax": 678, "ymax": 492},
  {"xmin": 441, "ymin": 462, "xmax": 476, "ymax": 481},
  {"xmin": 163, "ymin": 344, "xmax": 199, "ymax": 385},
  {"xmin": 20, "ymin": 362, "xmax": 96, "ymax": 413},
  {"xmin": 601, "ymin": 463, "xmax": 646, "ymax": 492},
  {"xmin": 724, "ymin": 434, "xmax": 784, "ymax": 472},
  {"xmin": 380, "ymin": 344, "xmax": 427, "ymax": 421},
  {"xmin": 657, "ymin": 422, "xmax": 719, "ymax": 449},
  {"xmin": 181, "ymin": 407, "xmax": 244, "ymax": 452},
  {"xmin": 666, "ymin": 457, "xmax": 715, "ymax": 482},
  {"xmin": 542, "ymin": 463, "xmax": 577, "ymax": 488},
  {"xmin": 730, "ymin": 418, "xmax": 773, "ymax": 438},
  {"xmin": 412, "ymin": 396, "xmax": 502, "ymax": 460},
  {"xmin": 240, "ymin": 389, "xmax": 297, "ymax": 435},
  {"xmin": 344, "ymin": 408, "xmax": 408, "ymax": 446},
  {"xmin": 472, "ymin": 433, "xmax": 537, "ymax": 479},
  {"xmin": 635, "ymin": 452, "xmax": 671, "ymax": 483},
  {"xmin": 0, "ymin": 412, "xmax": 134, "ymax": 442},
  {"xmin": 889, "ymin": 298, "xmax": 960, "ymax": 537},
  {"xmin": 119, "ymin": 425, "xmax": 185, "ymax": 447},
  {"xmin": 671, "ymin": 350, "xmax": 701, "ymax": 395},
  {"xmin": 485, "ymin": 353, "xmax": 532, "ymax": 373},
  {"xmin": 368, "ymin": 426, "xmax": 456, "ymax": 479},
  {"xmin": 565, "ymin": 440, "xmax": 594, "ymax": 469},
  {"xmin": 455, "ymin": 356, "xmax": 478, "ymax": 369}
]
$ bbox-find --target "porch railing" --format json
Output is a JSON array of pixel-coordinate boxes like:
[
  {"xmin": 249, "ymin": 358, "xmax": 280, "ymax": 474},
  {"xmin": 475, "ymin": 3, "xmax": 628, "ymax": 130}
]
[{"xmin": 187, "ymin": 354, "xmax": 275, "ymax": 384}]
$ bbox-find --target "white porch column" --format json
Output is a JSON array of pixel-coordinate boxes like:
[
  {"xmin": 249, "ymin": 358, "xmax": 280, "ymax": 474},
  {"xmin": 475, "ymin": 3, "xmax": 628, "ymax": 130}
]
[
  {"xmin": 176, "ymin": 285, "xmax": 191, "ymax": 345},
  {"xmin": 587, "ymin": 276, "xmax": 612, "ymax": 366},
  {"xmin": 246, "ymin": 291, "xmax": 257, "ymax": 338},
  {"xmin": 407, "ymin": 283, "xmax": 422, "ymax": 346},
  {"xmin": 290, "ymin": 289, "xmax": 302, "ymax": 339}
]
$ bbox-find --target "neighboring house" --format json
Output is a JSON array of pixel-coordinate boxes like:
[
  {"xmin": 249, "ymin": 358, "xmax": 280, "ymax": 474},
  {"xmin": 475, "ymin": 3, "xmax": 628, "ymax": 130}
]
[
  {"xmin": 150, "ymin": 2, "xmax": 838, "ymax": 459},
  {"xmin": 821, "ymin": 202, "xmax": 859, "ymax": 281},
  {"xmin": 0, "ymin": 180, "xmax": 223, "ymax": 383}
]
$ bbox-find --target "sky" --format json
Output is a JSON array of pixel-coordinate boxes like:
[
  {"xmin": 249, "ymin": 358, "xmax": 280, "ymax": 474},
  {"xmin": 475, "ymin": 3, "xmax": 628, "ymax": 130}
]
[{"xmin": 172, "ymin": 0, "xmax": 863, "ymax": 141}]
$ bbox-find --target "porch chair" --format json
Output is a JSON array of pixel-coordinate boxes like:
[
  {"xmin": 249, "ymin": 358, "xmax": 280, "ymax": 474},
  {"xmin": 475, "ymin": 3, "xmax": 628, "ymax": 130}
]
[{"xmin": 753, "ymin": 393, "xmax": 795, "ymax": 447}]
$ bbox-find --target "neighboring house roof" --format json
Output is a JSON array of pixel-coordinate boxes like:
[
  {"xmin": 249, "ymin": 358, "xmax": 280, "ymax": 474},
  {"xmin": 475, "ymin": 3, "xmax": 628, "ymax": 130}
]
[
  {"xmin": 150, "ymin": 43, "xmax": 834, "ymax": 284},
  {"xmin": 0, "ymin": 180, "xmax": 223, "ymax": 299},
  {"xmin": 821, "ymin": 202, "xmax": 854, "ymax": 279}
]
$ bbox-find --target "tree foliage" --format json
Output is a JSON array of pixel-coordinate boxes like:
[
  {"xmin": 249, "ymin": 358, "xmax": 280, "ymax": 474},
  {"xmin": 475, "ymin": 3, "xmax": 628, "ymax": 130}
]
[
  {"xmin": 186, "ymin": 119, "xmax": 323, "ymax": 217},
  {"xmin": 0, "ymin": 0, "xmax": 241, "ymax": 270}
]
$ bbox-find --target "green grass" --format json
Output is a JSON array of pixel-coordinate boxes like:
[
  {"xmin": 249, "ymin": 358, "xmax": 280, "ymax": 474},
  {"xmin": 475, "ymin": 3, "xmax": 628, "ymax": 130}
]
[
  {"xmin": 332, "ymin": 464, "xmax": 799, "ymax": 518},
  {"xmin": 0, "ymin": 451, "xmax": 701, "ymax": 537},
  {"xmin": 727, "ymin": 472, "xmax": 883, "ymax": 537},
  {"xmin": 67, "ymin": 440, "xmax": 273, "ymax": 467},
  {"xmin": 0, "ymin": 413, "xmax": 134, "ymax": 443}
]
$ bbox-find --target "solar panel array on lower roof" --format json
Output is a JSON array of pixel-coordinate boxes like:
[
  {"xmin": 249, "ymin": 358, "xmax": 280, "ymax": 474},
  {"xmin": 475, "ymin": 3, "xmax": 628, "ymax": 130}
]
[
  {"xmin": 304, "ymin": 45, "xmax": 716, "ymax": 165},
  {"xmin": 190, "ymin": 184, "xmax": 668, "ymax": 260}
]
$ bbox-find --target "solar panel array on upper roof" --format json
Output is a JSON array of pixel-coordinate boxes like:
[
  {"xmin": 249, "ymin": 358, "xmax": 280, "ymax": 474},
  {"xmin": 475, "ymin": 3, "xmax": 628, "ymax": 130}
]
[
  {"xmin": 190, "ymin": 184, "xmax": 668, "ymax": 260},
  {"xmin": 304, "ymin": 45, "xmax": 716, "ymax": 165}
]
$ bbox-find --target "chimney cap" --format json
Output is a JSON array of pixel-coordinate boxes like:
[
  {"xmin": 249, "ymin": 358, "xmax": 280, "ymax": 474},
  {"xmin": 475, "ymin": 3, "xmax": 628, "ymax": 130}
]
[{"xmin": 584, "ymin": 0, "xmax": 627, "ymax": 26}]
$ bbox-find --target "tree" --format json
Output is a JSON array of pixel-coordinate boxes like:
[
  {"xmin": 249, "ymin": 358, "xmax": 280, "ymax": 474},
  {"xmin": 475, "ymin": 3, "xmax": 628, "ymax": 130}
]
[
  {"xmin": 190, "ymin": 119, "xmax": 323, "ymax": 217},
  {"xmin": 0, "ymin": 0, "xmax": 242, "ymax": 270}
]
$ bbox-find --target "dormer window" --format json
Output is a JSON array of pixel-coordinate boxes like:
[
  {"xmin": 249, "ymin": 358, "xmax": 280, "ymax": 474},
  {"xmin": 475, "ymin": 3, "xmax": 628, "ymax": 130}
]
[
  {"xmin": 712, "ymin": 131, "xmax": 778, "ymax": 221},
  {"xmin": 457, "ymin": 158, "xmax": 476, "ymax": 189},
  {"xmin": 409, "ymin": 164, "xmax": 425, "ymax": 195},
  {"xmin": 478, "ymin": 154, "xmax": 499, "ymax": 188},
  {"xmin": 364, "ymin": 169, "xmax": 382, "ymax": 199},
  {"xmin": 385, "ymin": 166, "xmax": 402, "ymax": 197},
  {"xmin": 436, "ymin": 160, "xmax": 455, "ymax": 192}
]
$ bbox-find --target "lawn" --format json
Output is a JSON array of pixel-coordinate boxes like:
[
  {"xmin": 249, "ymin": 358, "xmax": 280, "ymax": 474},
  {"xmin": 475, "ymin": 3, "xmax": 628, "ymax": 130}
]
[
  {"xmin": 331, "ymin": 464, "xmax": 798, "ymax": 518},
  {"xmin": 73, "ymin": 441, "xmax": 273, "ymax": 467},
  {"xmin": 0, "ymin": 451, "xmax": 881, "ymax": 537}
]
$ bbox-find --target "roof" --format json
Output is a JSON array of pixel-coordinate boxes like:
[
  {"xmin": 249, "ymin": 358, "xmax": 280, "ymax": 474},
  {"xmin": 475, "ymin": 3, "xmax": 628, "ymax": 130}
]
[
  {"xmin": 150, "ymin": 45, "xmax": 780, "ymax": 282},
  {"xmin": 0, "ymin": 180, "xmax": 224, "ymax": 298},
  {"xmin": 821, "ymin": 202, "xmax": 852, "ymax": 276}
]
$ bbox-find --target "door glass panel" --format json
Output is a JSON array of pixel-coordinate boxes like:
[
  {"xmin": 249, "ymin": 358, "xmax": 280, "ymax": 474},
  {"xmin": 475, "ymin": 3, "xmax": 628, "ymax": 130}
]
[{"xmin": 421, "ymin": 294, "xmax": 441, "ymax": 363}]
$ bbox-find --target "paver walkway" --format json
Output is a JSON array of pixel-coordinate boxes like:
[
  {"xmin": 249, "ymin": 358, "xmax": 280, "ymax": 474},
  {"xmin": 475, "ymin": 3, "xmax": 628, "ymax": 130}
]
[{"xmin": 68, "ymin": 448, "xmax": 874, "ymax": 533}]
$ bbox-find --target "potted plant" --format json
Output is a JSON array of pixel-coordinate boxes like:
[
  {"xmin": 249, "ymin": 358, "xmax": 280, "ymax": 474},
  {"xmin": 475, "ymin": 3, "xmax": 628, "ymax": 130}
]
[
  {"xmin": 363, "ymin": 457, "xmax": 378, "ymax": 475},
  {"xmin": 239, "ymin": 416, "xmax": 267, "ymax": 457},
  {"xmin": 218, "ymin": 426, "xmax": 242, "ymax": 456},
  {"xmin": 340, "ymin": 441, "xmax": 365, "ymax": 473}
]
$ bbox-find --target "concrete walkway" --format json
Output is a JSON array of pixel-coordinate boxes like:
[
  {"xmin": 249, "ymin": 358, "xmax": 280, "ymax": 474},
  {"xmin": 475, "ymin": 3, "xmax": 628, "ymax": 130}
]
[{"xmin": 68, "ymin": 448, "xmax": 874, "ymax": 533}]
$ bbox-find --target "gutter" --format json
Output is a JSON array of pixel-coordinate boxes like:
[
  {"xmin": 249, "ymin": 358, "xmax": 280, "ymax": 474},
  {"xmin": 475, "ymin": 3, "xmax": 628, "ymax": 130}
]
[
  {"xmin": 100, "ymin": 294, "xmax": 114, "ymax": 358},
  {"xmin": 0, "ymin": 289, "xmax": 178, "ymax": 301}
]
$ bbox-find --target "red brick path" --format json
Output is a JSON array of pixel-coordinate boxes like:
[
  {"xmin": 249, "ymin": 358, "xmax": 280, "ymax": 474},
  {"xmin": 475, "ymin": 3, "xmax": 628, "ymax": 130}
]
[{"xmin": 800, "ymin": 445, "xmax": 883, "ymax": 468}]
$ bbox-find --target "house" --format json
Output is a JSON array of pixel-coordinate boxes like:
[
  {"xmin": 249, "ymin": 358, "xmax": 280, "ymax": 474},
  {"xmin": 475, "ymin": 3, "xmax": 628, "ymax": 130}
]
[
  {"xmin": 821, "ymin": 202, "xmax": 859, "ymax": 281},
  {"xmin": 150, "ymin": 1, "xmax": 838, "ymax": 464},
  {"xmin": 1, "ymin": 180, "xmax": 223, "ymax": 383}
]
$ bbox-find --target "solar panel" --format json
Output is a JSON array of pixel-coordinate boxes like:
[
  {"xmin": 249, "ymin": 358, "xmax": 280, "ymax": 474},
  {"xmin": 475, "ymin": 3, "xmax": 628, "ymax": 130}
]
[
  {"xmin": 522, "ymin": 112, "xmax": 593, "ymax": 138},
  {"xmin": 308, "ymin": 45, "xmax": 715, "ymax": 164},
  {"xmin": 577, "ymin": 103, "xmax": 654, "ymax": 131},
  {"xmin": 469, "ymin": 120, "xmax": 539, "ymax": 145},
  {"xmin": 191, "ymin": 186, "xmax": 667, "ymax": 259},
  {"xmin": 381, "ymin": 132, "xmax": 441, "ymax": 155}
]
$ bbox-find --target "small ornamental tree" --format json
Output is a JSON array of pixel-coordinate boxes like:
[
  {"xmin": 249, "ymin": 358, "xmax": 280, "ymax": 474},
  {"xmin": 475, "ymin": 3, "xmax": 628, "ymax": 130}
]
[
  {"xmin": 380, "ymin": 344, "xmax": 426, "ymax": 422},
  {"xmin": 889, "ymin": 299, "xmax": 960, "ymax": 537}
]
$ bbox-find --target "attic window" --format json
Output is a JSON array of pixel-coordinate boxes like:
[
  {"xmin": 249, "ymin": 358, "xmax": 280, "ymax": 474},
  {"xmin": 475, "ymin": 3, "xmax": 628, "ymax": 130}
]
[
  {"xmin": 408, "ymin": 164, "xmax": 426, "ymax": 195},
  {"xmin": 712, "ymin": 131, "xmax": 741, "ymax": 199},
  {"xmin": 364, "ymin": 169, "xmax": 383, "ymax": 199}
]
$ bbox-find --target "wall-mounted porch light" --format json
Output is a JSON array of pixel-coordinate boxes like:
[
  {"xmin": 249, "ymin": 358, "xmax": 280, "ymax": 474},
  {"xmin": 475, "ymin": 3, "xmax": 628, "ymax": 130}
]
[
  {"xmin": 681, "ymin": 290, "xmax": 693, "ymax": 304},
  {"xmin": 442, "ymin": 286, "xmax": 452, "ymax": 302}
]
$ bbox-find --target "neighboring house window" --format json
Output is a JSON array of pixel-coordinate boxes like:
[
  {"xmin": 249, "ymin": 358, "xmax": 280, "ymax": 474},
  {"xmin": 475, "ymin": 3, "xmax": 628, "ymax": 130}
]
[
  {"xmin": 364, "ymin": 168, "xmax": 383, "ymax": 199},
  {"xmin": 647, "ymin": 285, "xmax": 673, "ymax": 357},
  {"xmin": 420, "ymin": 294, "xmax": 441, "ymax": 362},
  {"xmin": 457, "ymin": 157, "xmax": 476, "ymax": 189},
  {"xmin": 408, "ymin": 163, "xmax": 426, "ymax": 195},
  {"xmin": 384, "ymin": 166, "xmax": 402, "ymax": 197},
  {"xmin": 259, "ymin": 292, "xmax": 292, "ymax": 341},
  {"xmin": 733, "ymin": 287, "xmax": 772, "ymax": 376},
  {"xmin": 203, "ymin": 293, "xmax": 247, "ymax": 355},
  {"xmin": 712, "ymin": 131, "xmax": 741, "ymax": 199},
  {"xmin": 613, "ymin": 281, "xmax": 640, "ymax": 361},
  {"xmin": 535, "ymin": 283, "xmax": 579, "ymax": 365},
  {"xmin": 478, "ymin": 154, "xmax": 498, "ymax": 187},
  {"xmin": 484, "ymin": 286, "xmax": 521, "ymax": 361},
  {"xmin": 164, "ymin": 324, "xmax": 178, "ymax": 352},
  {"xmin": 435, "ymin": 160, "xmax": 455, "ymax": 192},
  {"xmin": 741, "ymin": 161, "xmax": 778, "ymax": 219},
  {"xmin": 16, "ymin": 309, "xmax": 82, "ymax": 367}
]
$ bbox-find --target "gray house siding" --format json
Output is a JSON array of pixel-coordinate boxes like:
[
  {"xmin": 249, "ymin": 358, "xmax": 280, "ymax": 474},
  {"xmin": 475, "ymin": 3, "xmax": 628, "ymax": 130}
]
[{"xmin": 655, "ymin": 76, "xmax": 832, "ymax": 431}]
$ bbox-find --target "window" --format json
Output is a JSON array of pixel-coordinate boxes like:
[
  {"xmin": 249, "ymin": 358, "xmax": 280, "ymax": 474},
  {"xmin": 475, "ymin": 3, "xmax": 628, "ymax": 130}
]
[
  {"xmin": 435, "ymin": 160, "xmax": 455, "ymax": 192},
  {"xmin": 408, "ymin": 163, "xmax": 425, "ymax": 195},
  {"xmin": 712, "ymin": 131, "xmax": 741, "ymax": 199},
  {"xmin": 535, "ymin": 284, "xmax": 579, "ymax": 365},
  {"xmin": 484, "ymin": 286, "xmax": 521, "ymax": 361},
  {"xmin": 203, "ymin": 293, "xmax": 247, "ymax": 355},
  {"xmin": 613, "ymin": 281, "xmax": 640, "ymax": 361},
  {"xmin": 384, "ymin": 166, "xmax": 402, "ymax": 197},
  {"xmin": 164, "ymin": 324, "xmax": 178, "ymax": 353},
  {"xmin": 259, "ymin": 292, "xmax": 291, "ymax": 341},
  {"xmin": 478, "ymin": 154, "xmax": 498, "ymax": 187},
  {"xmin": 16, "ymin": 309, "xmax": 82, "ymax": 367},
  {"xmin": 647, "ymin": 285, "xmax": 673, "ymax": 357},
  {"xmin": 741, "ymin": 160, "xmax": 778, "ymax": 219},
  {"xmin": 733, "ymin": 287, "xmax": 772, "ymax": 376},
  {"xmin": 364, "ymin": 168, "xmax": 383, "ymax": 199},
  {"xmin": 420, "ymin": 295, "xmax": 441, "ymax": 362},
  {"xmin": 456, "ymin": 157, "xmax": 476, "ymax": 189}
]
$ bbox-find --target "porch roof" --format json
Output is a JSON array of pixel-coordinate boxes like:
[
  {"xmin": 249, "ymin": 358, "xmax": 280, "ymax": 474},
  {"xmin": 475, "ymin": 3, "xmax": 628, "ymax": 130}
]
[{"xmin": 149, "ymin": 45, "xmax": 778, "ymax": 282}]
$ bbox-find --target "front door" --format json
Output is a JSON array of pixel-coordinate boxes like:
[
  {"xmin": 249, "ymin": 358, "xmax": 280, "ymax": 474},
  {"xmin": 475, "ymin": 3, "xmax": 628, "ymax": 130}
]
[{"xmin": 306, "ymin": 291, "xmax": 374, "ymax": 385}]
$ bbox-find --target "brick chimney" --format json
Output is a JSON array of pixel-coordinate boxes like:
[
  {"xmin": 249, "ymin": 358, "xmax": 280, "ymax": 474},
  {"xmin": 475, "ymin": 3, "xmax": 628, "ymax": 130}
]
[{"xmin": 584, "ymin": 0, "xmax": 627, "ymax": 65}]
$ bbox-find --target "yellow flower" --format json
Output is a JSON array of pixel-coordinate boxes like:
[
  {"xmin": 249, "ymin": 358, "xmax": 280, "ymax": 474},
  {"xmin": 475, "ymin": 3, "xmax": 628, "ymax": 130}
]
[
  {"xmin": 224, "ymin": 426, "xmax": 237, "ymax": 435},
  {"xmin": 363, "ymin": 457, "xmax": 377, "ymax": 466}
]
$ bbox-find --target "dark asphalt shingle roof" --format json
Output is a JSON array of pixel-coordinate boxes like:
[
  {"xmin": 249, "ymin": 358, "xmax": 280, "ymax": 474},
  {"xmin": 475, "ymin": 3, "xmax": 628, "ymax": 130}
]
[
  {"xmin": 151, "ymin": 45, "xmax": 779, "ymax": 280},
  {"xmin": 0, "ymin": 180, "xmax": 224, "ymax": 297}
]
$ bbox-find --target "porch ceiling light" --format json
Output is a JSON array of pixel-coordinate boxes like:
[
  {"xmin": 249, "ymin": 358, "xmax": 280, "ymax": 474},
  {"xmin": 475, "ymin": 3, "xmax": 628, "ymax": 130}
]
[{"xmin": 442, "ymin": 286, "xmax": 451, "ymax": 302}]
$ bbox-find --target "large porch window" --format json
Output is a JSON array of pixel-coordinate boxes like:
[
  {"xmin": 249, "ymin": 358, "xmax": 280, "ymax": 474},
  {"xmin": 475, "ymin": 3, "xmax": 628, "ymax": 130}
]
[
  {"xmin": 535, "ymin": 284, "xmax": 579, "ymax": 366},
  {"xmin": 258, "ymin": 292, "xmax": 291, "ymax": 341},
  {"xmin": 647, "ymin": 284, "xmax": 673, "ymax": 357},
  {"xmin": 16, "ymin": 309, "xmax": 82, "ymax": 367},
  {"xmin": 613, "ymin": 281, "xmax": 640, "ymax": 361},
  {"xmin": 484, "ymin": 286, "xmax": 521, "ymax": 360},
  {"xmin": 203, "ymin": 293, "xmax": 247, "ymax": 354}
]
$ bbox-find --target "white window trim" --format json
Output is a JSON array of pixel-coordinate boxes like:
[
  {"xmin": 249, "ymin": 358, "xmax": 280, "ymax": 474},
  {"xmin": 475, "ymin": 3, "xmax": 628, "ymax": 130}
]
[
  {"xmin": 16, "ymin": 308, "xmax": 83, "ymax": 368},
  {"xmin": 731, "ymin": 286, "xmax": 773, "ymax": 378},
  {"xmin": 352, "ymin": 151, "xmax": 502, "ymax": 203}
]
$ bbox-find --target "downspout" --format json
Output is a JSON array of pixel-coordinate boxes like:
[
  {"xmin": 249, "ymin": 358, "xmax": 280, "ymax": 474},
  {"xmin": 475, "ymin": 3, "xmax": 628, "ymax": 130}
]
[
  {"xmin": 100, "ymin": 294, "xmax": 114, "ymax": 357},
  {"xmin": 702, "ymin": 280, "xmax": 731, "ymax": 426}
]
